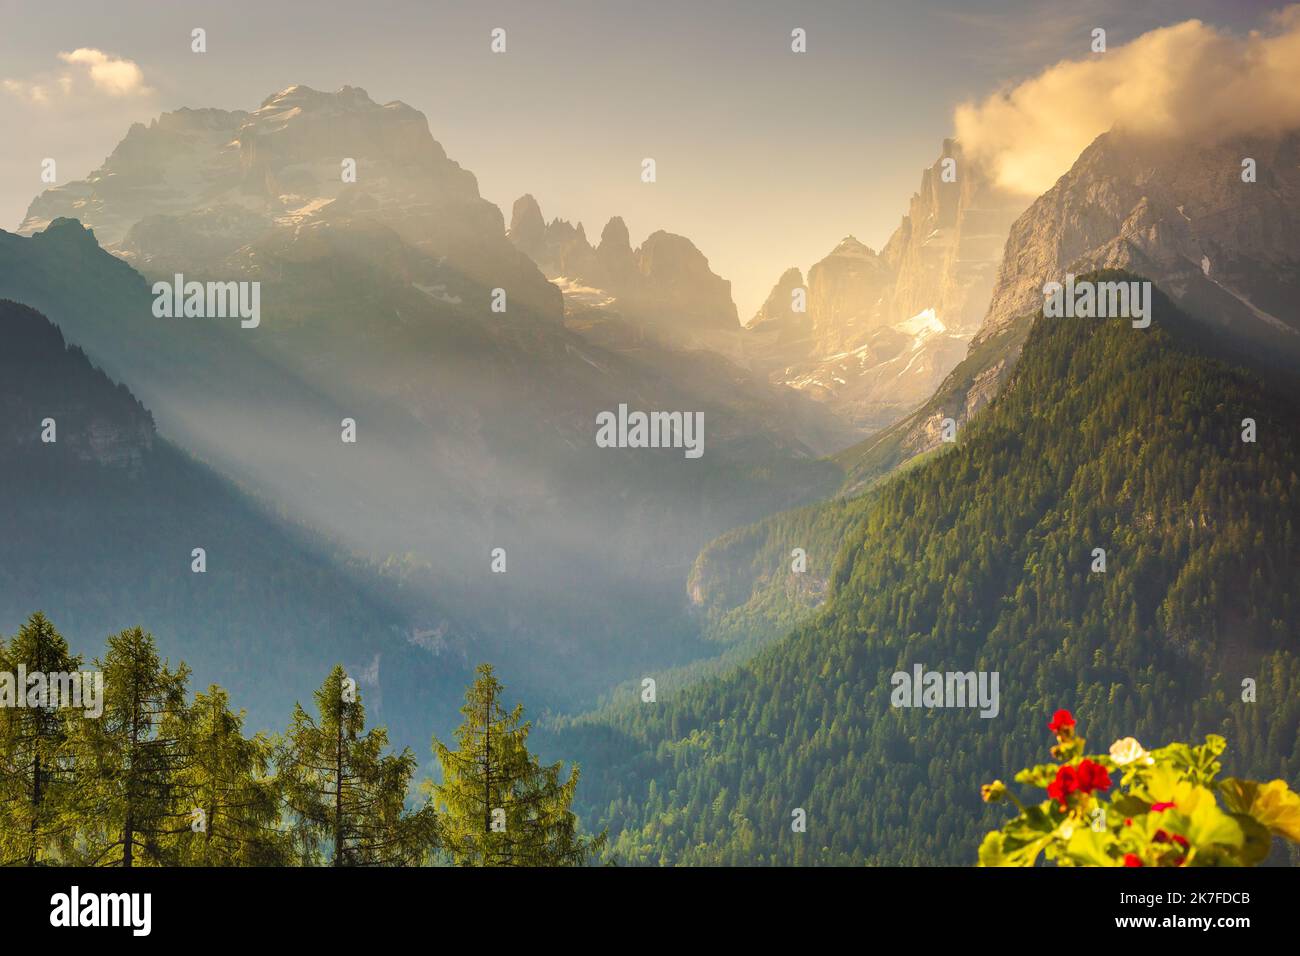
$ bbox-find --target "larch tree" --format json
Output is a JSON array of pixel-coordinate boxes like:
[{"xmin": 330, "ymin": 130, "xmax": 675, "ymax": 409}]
[
  {"xmin": 67, "ymin": 626, "xmax": 191, "ymax": 867},
  {"xmin": 172, "ymin": 684, "xmax": 290, "ymax": 866},
  {"xmin": 278, "ymin": 665, "xmax": 434, "ymax": 866},
  {"xmin": 430, "ymin": 663, "xmax": 603, "ymax": 866},
  {"xmin": 0, "ymin": 612, "xmax": 82, "ymax": 865}
]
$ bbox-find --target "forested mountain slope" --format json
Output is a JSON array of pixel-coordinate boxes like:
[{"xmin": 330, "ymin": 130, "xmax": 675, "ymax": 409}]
[
  {"xmin": 551, "ymin": 273, "xmax": 1300, "ymax": 864},
  {"xmin": 0, "ymin": 299, "xmax": 467, "ymax": 745}
]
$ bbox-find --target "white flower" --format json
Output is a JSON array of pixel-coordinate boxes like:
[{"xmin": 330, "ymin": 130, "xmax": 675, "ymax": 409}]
[{"xmin": 1109, "ymin": 737, "xmax": 1154, "ymax": 767}]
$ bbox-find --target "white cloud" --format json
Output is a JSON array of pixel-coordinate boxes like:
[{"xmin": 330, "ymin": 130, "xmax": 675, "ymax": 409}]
[
  {"xmin": 3, "ymin": 48, "xmax": 151, "ymax": 105},
  {"xmin": 954, "ymin": 6, "xmax": 1300, "ymax": 196},
  {"xmin": 58, "ymin": 48, "xmax": 148, "ymax": 96}
]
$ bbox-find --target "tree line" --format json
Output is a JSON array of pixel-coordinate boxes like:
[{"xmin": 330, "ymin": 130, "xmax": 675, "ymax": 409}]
[{"xmin": 0, "ymin": 612, "xmax": 604, "ymax": 866}]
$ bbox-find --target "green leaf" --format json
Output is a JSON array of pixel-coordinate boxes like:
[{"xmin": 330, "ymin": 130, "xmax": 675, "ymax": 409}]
[
  {"xmin": 1065, "ymin": 826, "xmax": 1118, "ymax": 867},
  {"xmin": 977, "ymin": 831, "xmax": 1007, "ymax": 867},
  {"xmin": 1229, "ymin": 813, "xmax": 1273, "ymax": 866},
  {"xmin": 1181, "ymin": 797, "xmax": 1243, "ymax": 850},
  {"xmin": 1220, "ymin": 778, "xmax": 1300, "ymax": 843}
]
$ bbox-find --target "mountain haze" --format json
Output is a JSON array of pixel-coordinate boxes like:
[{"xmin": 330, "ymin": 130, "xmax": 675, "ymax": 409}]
[{"xmin": 4, "ymin": 86, "xmax": 859, "ymax": 714}]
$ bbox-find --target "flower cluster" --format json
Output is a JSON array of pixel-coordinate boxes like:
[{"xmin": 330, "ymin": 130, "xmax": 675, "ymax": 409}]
[
  {"xmin": 977, "ymin": 710, "xmax": 1300, "ymax": 867},
  {"xmin": 1046, "ymin": 757, "xmax": 1111, "ymax": 810}
]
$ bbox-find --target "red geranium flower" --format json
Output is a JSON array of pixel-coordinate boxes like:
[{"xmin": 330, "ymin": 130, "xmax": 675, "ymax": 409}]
[
  {"xmin": 1123, "ymin": 854, "xmax": 1143, "ymax": 867},
  {"xmin": 1047, "ymin": 765, "xmax": 1080, "ymax": 809},
  {"xmin": 1048, "ymin": 709, "xmax": 1076, "ymax": 734},
  {"xmin": 1076, "ymin": 758, "xmax": 1112, "ymax": 794}
]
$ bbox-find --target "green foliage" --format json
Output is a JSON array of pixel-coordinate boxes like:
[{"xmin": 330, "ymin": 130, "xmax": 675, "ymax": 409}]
[
  {"xmin": 278, "ymin": 665, "xmax": 435, "ymax": 866},
  {"xmin": 171, "ymin": 686, "xmax": 291, "ymax": 866},
  {"xmin": 979, "ymin": 713, "xmax": 1300, "ymax": 866},
  {"xmin": 0, "ymin": 613, "xmax": 81, "ymax": 864},
  {"xmin": 66, "ymin": 626, "xmax": 191, "ymax": 867},
  {"xmin": 430, "ymin": 664, "xmax": 604, "ymax": 866},
  {"xmin": 0, "ymin": 613, "xmax": 598, "ymax": 866}
]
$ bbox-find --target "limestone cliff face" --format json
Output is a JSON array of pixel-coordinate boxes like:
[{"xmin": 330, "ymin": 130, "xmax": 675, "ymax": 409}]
[
  {"xmin": 507, "ymin": 194, "xmax": 548, "ymax": 262},
  {"xmin": 836, "ymin": 126, "xmax": 1300, "ymax": 493},
  {"xmin": 744, "ymin": 140, "xmax": 1026, "ymax": 432},
  {"xmin": 630, "ymin": 230, "xmax": 740, "ymax": 330},
  {"xmin": 976, "ymin": 129, "xmax": 1300, "ymax": 349},
  {"xmin": 886, "ymin": 139, "xmax": 1023, "ymax": 334},
  {"xmin": 950, "ymin": 127, "xmax": 1300, "ymax": 446},
  {"xmin": 804, "ymin": 237, "xmax": 894, "ymax": 356}
]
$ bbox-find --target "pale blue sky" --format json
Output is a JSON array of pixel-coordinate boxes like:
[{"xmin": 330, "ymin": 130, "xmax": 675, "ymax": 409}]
[{"xmin": 0, "ymin": 0, "xmax": 1284, "ymax": 315}]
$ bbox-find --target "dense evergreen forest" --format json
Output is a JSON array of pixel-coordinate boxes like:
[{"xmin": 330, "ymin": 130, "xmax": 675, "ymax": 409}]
[
  {"xmin": 0, "ymin": 613, "xmax": 599, "ymax": 866},
  {"xmin": 0, "ymin": 298, "xmax": 475, "ymax": 747},
  {"xmin": 550, "ymin": 273, "xmax": 1300, "ymax": 865}
]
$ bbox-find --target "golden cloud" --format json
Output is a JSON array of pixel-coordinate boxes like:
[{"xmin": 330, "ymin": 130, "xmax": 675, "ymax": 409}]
[
  {"xmin": 954, "ymin": 7, "xmax": 1300, "ymax": 196},
  {"xmin": 3, "ymin": 48, "xmax": 151, "ymax": 105}
]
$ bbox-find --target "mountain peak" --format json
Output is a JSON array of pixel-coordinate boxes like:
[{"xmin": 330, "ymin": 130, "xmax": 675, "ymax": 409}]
[
  {"xmin": 747, "ymin": 266, "xmax": 808, "ymax": 332},
  {"xmin": 256, "ymin": 84, "xmax": 377, "ymax": 111},
  {"xmin": 598, "ymin": 216, "xmax": 632, "ymax": 254},
  {"xmin": 35, "ymin": 217, "xmax": 99, "ymax": 247},
  {"xmin": 507, "ymin": 194, "xmax": 547, "ymax": 258},
  {"xmin": 831, "ymin": 236, "xmax": 876, "ymax": 258}
]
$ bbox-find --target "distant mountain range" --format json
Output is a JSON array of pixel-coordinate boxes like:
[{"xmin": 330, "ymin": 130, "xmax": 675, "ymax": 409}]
[
  {"xmin": 2, "ymin": 85, "xmax": 856, "ymax": 721},
  {"xmin": 508, "ymin": 196, "xmax": 740, "ymax": 335},
  {"xmin": 505, "ymin": 139, "xmax": 1027, "ymax": 435}
]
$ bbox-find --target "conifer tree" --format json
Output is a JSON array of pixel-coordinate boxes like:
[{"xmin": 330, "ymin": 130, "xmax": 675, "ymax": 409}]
[
  {"xmin": 278, "ymin": 665, "xmax": 434, "ymax": 866},
  {"xmin": 171, "ymin": 684, "xmax": 290, "ymax": 866},
  {"xmin": 0, "ymin": 613, "xmax": 81, "ymax": 865},
  {"xmin": 430, "ymin": 663, "xmax": 603, "ymax": 866},
  {"xmin": 67, "ymin": 626, "xmax": 191, "ymax": 867}
]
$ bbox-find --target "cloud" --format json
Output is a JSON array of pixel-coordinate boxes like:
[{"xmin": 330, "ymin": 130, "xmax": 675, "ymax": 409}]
[
  {"xmin": 3, "ymin": 79, "xmax": 51, "ymax": 105},
  {"xmin": 954, "ymin": 6, "xmax": 1300, "ymax": 196},
  {"xmin": 58, "ymin": 49, "xmax": 148, "ymax": 96},
  {"xmin": 3, "ymin": 48, "xmax": 151, "ymax": 105}
]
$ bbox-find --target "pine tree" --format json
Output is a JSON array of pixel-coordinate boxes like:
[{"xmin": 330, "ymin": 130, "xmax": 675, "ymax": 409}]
[
  {"xmin": 171, "ymin": 684, "xmax": 290, "ymax": 866},
  {"xmin": 430, "ymin": 663, "xmax": 603, "ymax": 866},
  {"xmin": 278, "ymin": 665, "xmax": 434, "ymax": 866},
  {"xmin": 67, "ymin": 626, "xmax": 191, "ymax": 867},
  {"xmin": 0, "ymin": 613, "xmax": 81, "ymax": 865}
]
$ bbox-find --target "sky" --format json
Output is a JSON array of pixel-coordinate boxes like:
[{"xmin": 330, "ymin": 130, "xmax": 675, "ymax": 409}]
[{"xmin": 0, "ymin": 0, "xmax": 1287, "ymax": 318}]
